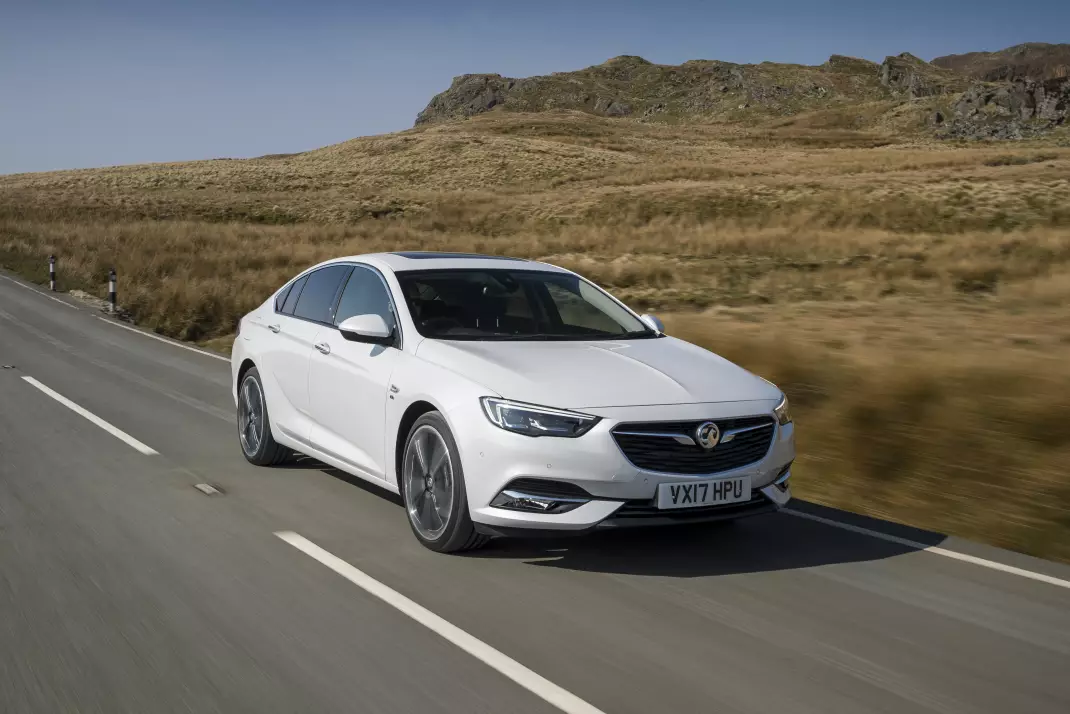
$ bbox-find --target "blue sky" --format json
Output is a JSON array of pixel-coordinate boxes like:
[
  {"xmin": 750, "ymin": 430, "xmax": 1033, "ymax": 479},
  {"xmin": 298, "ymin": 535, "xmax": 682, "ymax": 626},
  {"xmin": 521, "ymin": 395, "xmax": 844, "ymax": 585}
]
[{"xmin": 1, "ymin": 0, "xmax": 1066, "ymax": 174}]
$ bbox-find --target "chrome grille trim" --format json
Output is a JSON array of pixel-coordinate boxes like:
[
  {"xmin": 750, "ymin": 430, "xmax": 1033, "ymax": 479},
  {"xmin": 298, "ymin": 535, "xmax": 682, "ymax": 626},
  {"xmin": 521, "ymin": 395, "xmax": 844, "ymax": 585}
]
[
  {"xmin": 612, "ymin": 430, "xmax": 696, "ymax": 445},
  {"xmin": 611, "ymin": 416, "xmax": 776, "ymax": 475}
]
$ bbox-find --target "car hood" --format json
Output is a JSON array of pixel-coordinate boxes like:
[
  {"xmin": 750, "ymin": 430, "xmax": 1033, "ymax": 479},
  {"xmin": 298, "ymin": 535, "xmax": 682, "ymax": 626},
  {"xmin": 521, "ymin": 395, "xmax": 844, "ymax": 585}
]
[{"xmin": 415, "ymin": 336, "xmax": 781, "ymax": 409}]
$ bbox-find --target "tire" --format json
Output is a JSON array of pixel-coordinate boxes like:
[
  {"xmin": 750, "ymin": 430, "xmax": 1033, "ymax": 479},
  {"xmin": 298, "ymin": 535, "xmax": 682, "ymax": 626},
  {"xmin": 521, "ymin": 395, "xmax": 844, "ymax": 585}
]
[
  {"xmin": 400, "ymin": 412, "xmax": 489, "ymax": 553},
  {"xmin": 237, "ymin": 367, "xmax": 291, "ymax": 466}
]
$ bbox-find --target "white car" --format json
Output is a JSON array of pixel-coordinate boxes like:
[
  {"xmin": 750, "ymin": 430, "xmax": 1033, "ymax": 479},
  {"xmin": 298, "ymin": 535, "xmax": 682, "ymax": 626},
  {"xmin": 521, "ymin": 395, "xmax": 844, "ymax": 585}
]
[{"xmin": 231, "ymin": 252, "xmax": 795, "ymax": 552}]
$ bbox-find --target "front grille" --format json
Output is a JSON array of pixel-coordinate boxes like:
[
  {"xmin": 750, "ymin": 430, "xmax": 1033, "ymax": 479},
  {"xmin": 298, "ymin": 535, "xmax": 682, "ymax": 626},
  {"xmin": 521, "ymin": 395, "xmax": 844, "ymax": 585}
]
[{"xmin": 612, "ymin": 416, "xmax": 775, "ymax": 475}]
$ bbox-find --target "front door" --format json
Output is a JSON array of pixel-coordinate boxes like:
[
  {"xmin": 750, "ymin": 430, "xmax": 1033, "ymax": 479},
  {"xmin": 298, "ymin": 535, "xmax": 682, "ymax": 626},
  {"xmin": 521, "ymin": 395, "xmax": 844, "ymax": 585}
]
[{"xmin": 308, "ymin": 265, "xmax": 401, "ymax": 480}]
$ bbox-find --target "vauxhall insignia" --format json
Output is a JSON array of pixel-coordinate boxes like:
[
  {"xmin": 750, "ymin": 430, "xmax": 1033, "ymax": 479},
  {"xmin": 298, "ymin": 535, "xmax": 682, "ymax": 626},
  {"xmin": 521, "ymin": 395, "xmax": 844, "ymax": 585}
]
[{"xmin": 694, "ymin": 421, "xmax": 721, "ymax": 450}]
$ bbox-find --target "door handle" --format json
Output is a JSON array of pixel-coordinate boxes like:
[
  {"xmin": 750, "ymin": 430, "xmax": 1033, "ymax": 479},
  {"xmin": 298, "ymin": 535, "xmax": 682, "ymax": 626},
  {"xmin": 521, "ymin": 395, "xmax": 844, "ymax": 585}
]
[
  {"xmin": 314, "ymin": 342, "xmax": 331, "ymax": 355},
  {"xmin": 268, "ymin": 323, "xmax": 281, "ymax": 333}
]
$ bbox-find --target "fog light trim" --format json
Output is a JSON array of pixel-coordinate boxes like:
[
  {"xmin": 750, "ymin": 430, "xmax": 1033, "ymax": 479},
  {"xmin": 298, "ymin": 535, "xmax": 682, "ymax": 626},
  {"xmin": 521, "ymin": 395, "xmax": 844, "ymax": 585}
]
[
  {"xmin": 490, "ymin": 490, "xmax": 590, "ymax": 514},
  {"xmin": 773, "ymin": 464, "xmax": 792, "ymax": 492}
]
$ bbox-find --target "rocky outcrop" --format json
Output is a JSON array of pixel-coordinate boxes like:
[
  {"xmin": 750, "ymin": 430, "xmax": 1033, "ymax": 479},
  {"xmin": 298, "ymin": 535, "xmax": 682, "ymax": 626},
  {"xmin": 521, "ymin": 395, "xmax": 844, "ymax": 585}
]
[
  {"xmin": 825, "ymin": 55, "xmax": 881, "ymax": 74},
  {"xmin": 415, "ymin": 54, "xmax": 894, "ymax": 126},
  {"xmin": 940, "ymin": 77, "xmax": 1070, "ymax": 139},
  {"xmin": 878, "ymin": 53, "xmax": 967, "ymax": 98},
  {"xmin": 414, "ymin": 74, "xmax": 516, "ymax": 125}
]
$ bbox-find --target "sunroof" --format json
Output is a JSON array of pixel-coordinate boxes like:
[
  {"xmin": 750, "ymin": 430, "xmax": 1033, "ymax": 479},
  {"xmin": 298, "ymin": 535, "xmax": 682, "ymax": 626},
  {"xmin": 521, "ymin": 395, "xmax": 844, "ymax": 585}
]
[{"xmin": 390, "ymin": 252, "xmax": 526, "ymax": 261}]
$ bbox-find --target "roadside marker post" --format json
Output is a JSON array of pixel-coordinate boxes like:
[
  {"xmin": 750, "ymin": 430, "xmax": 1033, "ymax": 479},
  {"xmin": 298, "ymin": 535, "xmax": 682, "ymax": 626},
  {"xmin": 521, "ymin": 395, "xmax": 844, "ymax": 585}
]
[
  {"xmin": 48, "ymin": 254, "xmax": 56, "ymax": 291},
  {"xmin": 108, "ymin": 268, "xmax": 117, "ymax": 313}
]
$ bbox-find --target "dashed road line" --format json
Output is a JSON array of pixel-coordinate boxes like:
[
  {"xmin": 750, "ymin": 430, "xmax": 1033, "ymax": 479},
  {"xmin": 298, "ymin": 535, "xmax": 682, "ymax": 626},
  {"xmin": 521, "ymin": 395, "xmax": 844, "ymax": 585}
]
[
  {"xmin": 21, "ymin": 376, "xmax": 159, "ymax": 455},
  {"xmin": 276, "ymin": 531, "xmax": 606, "ymax": 714}
]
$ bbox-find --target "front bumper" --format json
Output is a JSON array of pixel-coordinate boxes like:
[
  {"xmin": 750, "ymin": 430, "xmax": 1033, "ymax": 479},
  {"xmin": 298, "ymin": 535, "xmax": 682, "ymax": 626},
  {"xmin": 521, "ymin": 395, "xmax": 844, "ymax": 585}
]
[
  {"xmin": 474, "ymin": 484, "xmax": 791, "ymax": 538},
  {"xmin": 445, "ymin": 399, "xmax": 795, "ymax": 533}
]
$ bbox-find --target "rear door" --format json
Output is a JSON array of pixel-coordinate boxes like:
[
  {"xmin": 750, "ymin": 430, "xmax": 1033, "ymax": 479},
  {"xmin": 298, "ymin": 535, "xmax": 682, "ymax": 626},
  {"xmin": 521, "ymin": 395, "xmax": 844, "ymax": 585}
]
[
  {"xmin": 307, "ymin": 265, "xmax": 401, "ymax": 479},
  {"xmin": 261, "ymin": 264, "xmax": 351, "ymax": 446}
]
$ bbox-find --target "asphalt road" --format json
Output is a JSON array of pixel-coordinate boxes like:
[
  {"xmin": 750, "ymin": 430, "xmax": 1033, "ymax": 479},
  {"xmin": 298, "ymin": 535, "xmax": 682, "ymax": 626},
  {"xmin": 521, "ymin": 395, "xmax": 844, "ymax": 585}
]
[{"xmin": 2, "ymin": 270, "xmax": 1069, "ymax": 714}]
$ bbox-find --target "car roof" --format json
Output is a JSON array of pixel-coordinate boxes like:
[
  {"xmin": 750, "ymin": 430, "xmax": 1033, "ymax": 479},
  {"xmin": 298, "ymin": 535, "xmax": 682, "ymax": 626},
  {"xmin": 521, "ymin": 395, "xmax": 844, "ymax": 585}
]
[{"xmin": 331, "ymin": 252, "xmax": 570, "ymax": 274}]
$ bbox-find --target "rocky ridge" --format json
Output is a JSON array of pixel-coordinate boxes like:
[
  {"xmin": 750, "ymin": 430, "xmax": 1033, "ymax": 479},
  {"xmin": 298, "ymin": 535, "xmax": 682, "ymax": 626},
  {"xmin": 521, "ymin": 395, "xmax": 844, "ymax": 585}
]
[
  {"xmin": 932, "ymin": 43, "xmax": 1070, "ymax": 82},
  {"xmin": 416, "ymin": 45, "xmax": 1070, "ymax": 140}
]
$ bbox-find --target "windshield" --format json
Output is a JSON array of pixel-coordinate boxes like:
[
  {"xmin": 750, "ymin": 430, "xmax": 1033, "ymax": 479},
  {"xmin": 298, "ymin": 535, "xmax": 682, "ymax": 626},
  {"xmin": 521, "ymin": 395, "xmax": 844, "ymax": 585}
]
[{"xmin": 395, "ymin": 269, "xmax": 658, "ymax": 341}]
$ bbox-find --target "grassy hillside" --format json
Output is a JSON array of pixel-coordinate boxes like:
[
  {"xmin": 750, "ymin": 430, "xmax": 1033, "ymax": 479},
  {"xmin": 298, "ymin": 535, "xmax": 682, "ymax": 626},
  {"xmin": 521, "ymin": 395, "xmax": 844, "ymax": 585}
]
[{"xmin": 3, "ymin": 111, "xmax": 1070, "ymax": 560}]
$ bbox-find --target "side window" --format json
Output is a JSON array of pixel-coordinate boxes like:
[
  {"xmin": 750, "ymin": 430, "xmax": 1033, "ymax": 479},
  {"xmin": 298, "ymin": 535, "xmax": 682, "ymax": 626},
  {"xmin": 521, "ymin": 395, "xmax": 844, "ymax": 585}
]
[
  {"xmin": 280, "ymin": 275, "xmax": 307, "ymax": 315},
  {"xmin": 274, "ymin": 282, "xmax": 293, "ymax": 313},
  {"xmin": 334, "ymin": 266, "xmax": 398, "ymax": 333},
  {"xmin": 292, "ymin": 265, "xmax": 351, "ymax": 324}
]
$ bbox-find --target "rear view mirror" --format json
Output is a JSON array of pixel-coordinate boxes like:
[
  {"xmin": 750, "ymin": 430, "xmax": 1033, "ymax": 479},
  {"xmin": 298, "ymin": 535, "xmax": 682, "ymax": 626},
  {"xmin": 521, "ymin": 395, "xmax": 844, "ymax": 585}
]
[
  {"xmin": 338, "ymin": 314, "xmax": 394, "ymax": 345},
  {"xmin": 640, "ymin": 314, "xmax": 664, "ymax": 333}
]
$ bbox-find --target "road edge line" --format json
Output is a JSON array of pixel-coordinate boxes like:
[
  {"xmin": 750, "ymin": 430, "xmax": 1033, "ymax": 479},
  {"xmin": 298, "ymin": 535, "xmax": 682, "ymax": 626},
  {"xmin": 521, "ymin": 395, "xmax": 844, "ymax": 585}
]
[
  {"xmin": 275, "ymin": 531, "xmax": 606, "ymax": 714},
  {"xmin": 94, "ymin": 316, "xmax": 229, "ymax": 361},
  {"xmin": 784, "ymin": 508, "xmax": 1070, "ymax": 590},
  {"xmin": 0, "ymin": 274, "xmax": 80, "ymax": 309}
]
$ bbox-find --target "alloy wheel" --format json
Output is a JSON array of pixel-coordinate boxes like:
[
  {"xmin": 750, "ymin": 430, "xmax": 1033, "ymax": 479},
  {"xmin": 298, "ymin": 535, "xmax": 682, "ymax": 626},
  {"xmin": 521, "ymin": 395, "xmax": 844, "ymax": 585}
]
[
  {"xmin": 403, "ymin": 424, "xmax": 455, "ymax": 541},
  {"xmin": 238, "ymin": 374, "xmax": 265, "ymax": 457}
]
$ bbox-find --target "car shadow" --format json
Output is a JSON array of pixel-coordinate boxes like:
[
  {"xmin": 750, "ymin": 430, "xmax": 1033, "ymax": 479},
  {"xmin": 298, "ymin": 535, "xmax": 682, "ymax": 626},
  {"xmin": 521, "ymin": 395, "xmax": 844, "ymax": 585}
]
[
  {"xmin": 279, "ymin": 456, "xmax": 949, "ymax": 579},
  {"xmin": 465, "ymin": 503, "xmax": 949, "ymax": 578},
  {"xmin": 276, "ymin": 455, "xmax": 404, "ymax": 507}
]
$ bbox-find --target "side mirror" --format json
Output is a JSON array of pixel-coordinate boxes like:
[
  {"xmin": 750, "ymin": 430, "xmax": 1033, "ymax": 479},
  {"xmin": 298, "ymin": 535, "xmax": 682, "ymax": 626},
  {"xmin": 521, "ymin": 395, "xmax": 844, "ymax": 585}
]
[
  {"xmin": 640, "ymin": 314, "xmax": 664, "ymax": 334},
  {"xmin": 338, "ymin": 314, "xmax": 394, "ymax": 345}
]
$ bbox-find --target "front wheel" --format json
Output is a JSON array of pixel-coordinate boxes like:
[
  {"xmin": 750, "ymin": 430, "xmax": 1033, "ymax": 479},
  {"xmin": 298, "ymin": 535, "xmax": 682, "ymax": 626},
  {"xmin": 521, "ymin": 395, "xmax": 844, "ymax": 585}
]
[{"xmin": 401, "ymin": 412, "xmax": 488, "ymax": 553}]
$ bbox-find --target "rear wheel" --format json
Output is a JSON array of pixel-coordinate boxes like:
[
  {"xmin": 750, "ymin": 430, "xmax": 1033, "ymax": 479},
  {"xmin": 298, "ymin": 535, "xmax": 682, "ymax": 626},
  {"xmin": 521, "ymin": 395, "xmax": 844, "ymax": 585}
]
[
  {"xmin": 237, "ymin": 367, "xmax": 290, "ymax": 466},
  {"xmin": 401, "ymin": 412, "xmax": 488, "ymax": 553}
]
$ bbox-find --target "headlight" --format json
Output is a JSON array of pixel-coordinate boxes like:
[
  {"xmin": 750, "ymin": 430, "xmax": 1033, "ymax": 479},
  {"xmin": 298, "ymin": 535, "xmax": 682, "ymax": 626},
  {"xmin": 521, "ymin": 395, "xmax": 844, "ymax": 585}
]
[
  {"xmin": 480, "ymin": 398, "xmax": 600, "ymax": 437},
  {"xmin": 774, "ymin": 394, "xmax": 792, "ymax": 426}
]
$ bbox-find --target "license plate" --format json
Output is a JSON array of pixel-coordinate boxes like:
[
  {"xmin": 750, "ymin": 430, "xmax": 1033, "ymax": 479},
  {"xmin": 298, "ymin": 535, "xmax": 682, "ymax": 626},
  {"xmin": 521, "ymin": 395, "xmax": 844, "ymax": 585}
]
[{"xmin": 656, "ymin": 476, "xmax": 751, "ymax": 510}]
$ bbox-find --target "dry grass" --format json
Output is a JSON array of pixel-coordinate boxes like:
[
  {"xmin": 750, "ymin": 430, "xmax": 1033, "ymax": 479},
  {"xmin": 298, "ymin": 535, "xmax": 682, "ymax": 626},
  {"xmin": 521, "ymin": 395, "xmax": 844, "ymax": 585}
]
[
  {"xmin": 2, "ymin": 111, "xmax": 1069, "ymax": 559},
  {"xmin": 667, "ymin": 304, "xmax": 1070, "ymax": 563}
]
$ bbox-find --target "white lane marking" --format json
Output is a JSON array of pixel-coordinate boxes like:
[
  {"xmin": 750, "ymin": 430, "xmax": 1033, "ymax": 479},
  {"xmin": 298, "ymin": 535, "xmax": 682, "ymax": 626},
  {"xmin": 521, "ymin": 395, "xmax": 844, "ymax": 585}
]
[
  {"xmin": 0, "ymin": 274, "xmax": 79, "ymax": 309},
  {"xmin": 194, "ymin": 483, "xmax": 221, "ymax": 496},
  {"xmin": 21, "ymin": 376, "xmax": 159, "ymax": 456},
  {"xmin": 275, "ymin": 531, "xmax": 606, "ymax": 714},
  {"xmin": 785, "ymin": 509, "xmax": 1070, "ymax": 591},
  {"xmin": 94, "ymin": 317, "xmax": 229, "ymax": 361}
]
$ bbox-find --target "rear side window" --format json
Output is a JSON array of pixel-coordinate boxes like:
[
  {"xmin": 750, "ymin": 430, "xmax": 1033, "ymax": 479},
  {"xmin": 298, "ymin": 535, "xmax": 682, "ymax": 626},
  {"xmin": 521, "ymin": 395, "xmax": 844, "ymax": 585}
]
[
  {"xmin": 293, "ymin": 265, "xmax": 352, "ymax": 324},
  {"xmin": 280, "ymin": 275, "xmax": 307, "ymax": 315},
  {"xmin": 274, "ymin": 282, "xmax": 293, "ymax": 312}
]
